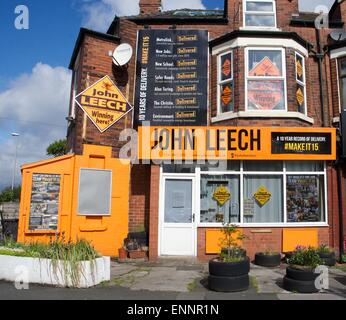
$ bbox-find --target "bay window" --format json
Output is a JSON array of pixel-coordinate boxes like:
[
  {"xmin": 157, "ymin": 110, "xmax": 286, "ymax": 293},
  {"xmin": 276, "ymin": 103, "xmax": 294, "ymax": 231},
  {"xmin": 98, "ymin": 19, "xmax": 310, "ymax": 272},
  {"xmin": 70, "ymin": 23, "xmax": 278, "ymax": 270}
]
[
  {"xmin": 217, "ymin": 51, "xmax": 234, "ymax": 114},
  {"xmin": 246, "ymin": 48, "xmax": 287, "ymax": 111},
  {"xmin": 244, "ymin": 0, "xmax": 277, "ymax": 28},
  {"xmin": 338, "ymin": 57, "xmax": 346, "ymax": 110}
]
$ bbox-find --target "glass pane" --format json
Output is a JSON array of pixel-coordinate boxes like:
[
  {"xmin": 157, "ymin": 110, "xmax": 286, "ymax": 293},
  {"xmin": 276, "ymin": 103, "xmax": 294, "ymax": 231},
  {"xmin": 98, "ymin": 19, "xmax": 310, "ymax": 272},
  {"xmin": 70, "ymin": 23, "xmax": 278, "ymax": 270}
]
[
  {"xmin": 296, "ymin": 54, "xmax": 305, "ymax": 83},
  {"xmin": 296, "ymin": 83, "xmax": 305, "ymax": 113},
  {"xmin": 243, "ymin": 175, "xmax": 283, "ymax": 223},
  {"xmin": 246, "ymin": 1, "xmax": 274, "ymax": 12},
  {"xmin": 162, "ymin": 162, "xmax": 195, "ymax": 173},
  {"xmin": 341, "ymin": 77, "xmax": 346, "ymax": 110},
  {"xmin": 245, "ymin": 14, "xmax": 275, "ymax": 27},
  {"xmin": 200, "ymin": 175, "xmax": 240, "ymax": 223},
  {"xmin": 286, "ymin": 161, "xmax": 324, "ymax": 172},
  {"xmin": 29, "ymin": 174, "xmax": 61, "ymax": 231},
  {"xmin": 339, "ymin": 58, "xmax": 346, "ymax": 77},
  {"xmin": 78, "ymin": 169, "xmax": 112, "ymax": 215},
  {"xmin": 220, "ymin": 82, "xmax": 234, "ymax": 113},
  {"xmin": 247, "ymin": 80, "xmax": 285, "ymax": 110},
  {"xmin": 220, "ymin": 53, "xmax": 233, "ymax": 81},
  {"xmin": 199, "ymin": 160, "xmax": 241, "ymax": 172},
  {"xmin": 248, "ymin": 50, "xmax": 282, "ymax": 76},
  {"xmin": 243, "ymin": 160, "xmax": 283, "ymax": 172},
  {"xmin": 287, "ymin": 175, "xmax": 325, "ymax": 222},
  {"xmin": 164, "ymin": 179, "xmax": 192, "ymax": 223}
]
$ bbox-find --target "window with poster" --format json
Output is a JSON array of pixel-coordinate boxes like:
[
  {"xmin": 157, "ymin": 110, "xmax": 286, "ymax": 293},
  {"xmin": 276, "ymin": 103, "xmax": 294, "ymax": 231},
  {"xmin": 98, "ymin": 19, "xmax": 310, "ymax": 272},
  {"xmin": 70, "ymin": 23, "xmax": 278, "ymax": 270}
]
[
  {"xmin": 338, "ymin": 56, "xmax": 346, "ymax": 110},
  {"xmin": 246, "ymin": 47, "xmax": 287, "ymax": 112},
  {"xmin": 217, "ymin": 51, "xmax": 234, "ymax": 114},
  {"xmin": 295, "ymin": 52, "xmax": 307, "ymax": 115}
]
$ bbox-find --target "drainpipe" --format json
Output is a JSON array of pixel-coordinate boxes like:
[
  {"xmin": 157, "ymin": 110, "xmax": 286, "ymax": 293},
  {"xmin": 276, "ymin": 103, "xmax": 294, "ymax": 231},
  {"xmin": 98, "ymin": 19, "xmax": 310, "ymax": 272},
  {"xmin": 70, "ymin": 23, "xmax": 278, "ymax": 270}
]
[
  {"xmin": 315, "ymin": 28, "xmax": 328, "ymax": 127},
  {"xmin": 336, "ymin": 160, "xmax": 345, "ymax": 259}
]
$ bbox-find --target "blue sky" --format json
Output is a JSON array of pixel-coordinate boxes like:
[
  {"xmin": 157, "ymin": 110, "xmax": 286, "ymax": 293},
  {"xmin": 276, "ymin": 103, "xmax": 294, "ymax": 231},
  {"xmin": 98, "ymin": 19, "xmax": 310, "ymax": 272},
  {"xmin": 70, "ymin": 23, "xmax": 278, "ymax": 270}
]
[{"xmin": 0, "ymin": 0, "xmax": 337, "ymax": 190}]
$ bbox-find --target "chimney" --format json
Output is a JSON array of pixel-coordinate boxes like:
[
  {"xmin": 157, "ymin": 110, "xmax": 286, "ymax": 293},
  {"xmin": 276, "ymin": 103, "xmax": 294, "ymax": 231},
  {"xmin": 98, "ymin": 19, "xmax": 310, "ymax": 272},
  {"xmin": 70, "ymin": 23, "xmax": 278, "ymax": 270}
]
[{"xmin": 139, "ymin": 0, "xmax": 161, "ymax": 15}]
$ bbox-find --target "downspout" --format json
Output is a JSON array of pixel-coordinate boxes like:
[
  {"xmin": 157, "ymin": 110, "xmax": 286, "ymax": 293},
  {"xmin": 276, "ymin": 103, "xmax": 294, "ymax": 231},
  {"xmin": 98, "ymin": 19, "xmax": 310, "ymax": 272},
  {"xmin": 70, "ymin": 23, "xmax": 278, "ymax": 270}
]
[{"xmin": 336, "ymin": 156, "xmax": 345, "ymax": 259}]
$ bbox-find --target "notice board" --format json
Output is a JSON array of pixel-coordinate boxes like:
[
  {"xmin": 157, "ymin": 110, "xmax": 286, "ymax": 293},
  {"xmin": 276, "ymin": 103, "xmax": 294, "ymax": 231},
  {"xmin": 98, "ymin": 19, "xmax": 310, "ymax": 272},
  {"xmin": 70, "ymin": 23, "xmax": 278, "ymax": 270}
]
[{"xmin": 134, "ymin": 29, "xmax": 208, "ymax": 126}]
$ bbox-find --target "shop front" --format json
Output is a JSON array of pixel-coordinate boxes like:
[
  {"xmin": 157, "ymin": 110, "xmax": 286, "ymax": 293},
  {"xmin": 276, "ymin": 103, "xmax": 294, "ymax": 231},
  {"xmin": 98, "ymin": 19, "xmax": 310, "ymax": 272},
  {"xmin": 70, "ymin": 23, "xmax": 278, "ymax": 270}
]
[{"xmin": 141, "ymin": 126, "xmax": 337, "ymax": 260}]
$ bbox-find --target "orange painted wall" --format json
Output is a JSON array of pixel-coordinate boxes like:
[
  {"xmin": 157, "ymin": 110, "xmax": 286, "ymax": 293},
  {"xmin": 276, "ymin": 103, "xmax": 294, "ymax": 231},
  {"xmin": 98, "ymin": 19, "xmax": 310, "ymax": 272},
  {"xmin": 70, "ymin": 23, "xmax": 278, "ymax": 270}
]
[{"xmin": 17, "ymin": 145, "xmax": 130, "ymax": 256}]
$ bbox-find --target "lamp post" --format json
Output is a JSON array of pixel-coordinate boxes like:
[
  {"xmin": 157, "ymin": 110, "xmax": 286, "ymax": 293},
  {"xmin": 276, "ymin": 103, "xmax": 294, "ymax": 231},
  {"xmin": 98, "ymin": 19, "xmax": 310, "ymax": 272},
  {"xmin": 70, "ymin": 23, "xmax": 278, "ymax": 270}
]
[{"xmin": 10, "ymin": 133, "xmax": 20, "ymax": 199}]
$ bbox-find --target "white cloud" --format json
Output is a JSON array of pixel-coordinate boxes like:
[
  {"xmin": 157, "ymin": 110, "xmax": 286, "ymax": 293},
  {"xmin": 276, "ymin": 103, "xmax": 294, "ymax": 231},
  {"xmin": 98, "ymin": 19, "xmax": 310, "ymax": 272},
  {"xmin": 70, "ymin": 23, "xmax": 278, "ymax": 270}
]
[
  {"xmin": 81, "ymin": 0, "xmax": 140, "ymax": 31},
  {"xmin": 81, "ymin": 0, "xmax": 206, "ymax": 32},
  {"xmin": 161, "ymin": 0, "xmax": 205, "ymax": 11},
  {"xmin": 0, "ymin": 63, "xmax": 71, "ymax": 190}
]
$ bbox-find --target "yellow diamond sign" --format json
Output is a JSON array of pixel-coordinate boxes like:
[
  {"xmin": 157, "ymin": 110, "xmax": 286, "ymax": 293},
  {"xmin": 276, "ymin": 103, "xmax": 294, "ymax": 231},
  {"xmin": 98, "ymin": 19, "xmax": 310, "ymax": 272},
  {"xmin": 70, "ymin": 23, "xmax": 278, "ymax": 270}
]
[
  {"xmin": 254, "ymin": 186, "xmax": 271, "ymax": 207},
  {"xmin": 213, "ymin": 186, "xmax": 231, "ymax": 206},
  {"xmin": 75, "ymin": 75, "xmax": 133, "ymax": 133},
  {"xmin": 296, "ymin": 59, "xmax": 303, "ymax": 79},
  {"xmin": 296, "ymin": 87, "xmax": 304, "ymax": 106}
]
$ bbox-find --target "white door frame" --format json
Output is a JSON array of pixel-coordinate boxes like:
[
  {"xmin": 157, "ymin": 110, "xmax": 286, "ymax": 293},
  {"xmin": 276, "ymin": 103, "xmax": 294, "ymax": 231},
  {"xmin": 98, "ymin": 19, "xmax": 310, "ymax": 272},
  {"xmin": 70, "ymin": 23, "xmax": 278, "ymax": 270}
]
[{"xmin": 158, "ymin": 171, "xmax": 197, "ymax": 257}]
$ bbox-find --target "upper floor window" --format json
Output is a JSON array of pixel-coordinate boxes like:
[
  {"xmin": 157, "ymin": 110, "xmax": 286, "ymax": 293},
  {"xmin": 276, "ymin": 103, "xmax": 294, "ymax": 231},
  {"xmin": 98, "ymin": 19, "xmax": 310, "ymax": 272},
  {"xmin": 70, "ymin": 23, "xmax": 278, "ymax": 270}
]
[
  {"xmin": 244, "ymin": 0, "xmax": 277, "ymax": 28},
  {"xmin": 217, "ymin": 51, "xmax": 234, "ymax": 114},
  {"xmin": 295, "ymin": 52, "xmax": 307, "ymax": 114},
  {"xmin": 338, "ymin": 57, "xmax": 346, "ymax": 111},
  {"xmin": 245, "ymin": 48, "xmax": 287, "ymax": 111}
]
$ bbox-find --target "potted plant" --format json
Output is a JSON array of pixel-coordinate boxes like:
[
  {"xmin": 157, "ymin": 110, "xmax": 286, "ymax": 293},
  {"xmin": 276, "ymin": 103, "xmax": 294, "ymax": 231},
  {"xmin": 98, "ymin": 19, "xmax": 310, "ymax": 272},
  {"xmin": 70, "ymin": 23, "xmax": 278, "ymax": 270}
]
[
  {"xmin": 118, "ymin": 243, "xmax": 128, "ymax": 262},
  {"xmin": 317, "ymin": 244, "xmax": 336, "ymax": 266},
  {"xmin": 283, "ymin": 246, "xmax": 323, "ymax": 293},
  {"xmin": 255, "ymin": 248, "xmax": 281, "ymax": 268},
  {"xmin": 208, "ymin": 224, "xmax": 250, "ymax": 292}
]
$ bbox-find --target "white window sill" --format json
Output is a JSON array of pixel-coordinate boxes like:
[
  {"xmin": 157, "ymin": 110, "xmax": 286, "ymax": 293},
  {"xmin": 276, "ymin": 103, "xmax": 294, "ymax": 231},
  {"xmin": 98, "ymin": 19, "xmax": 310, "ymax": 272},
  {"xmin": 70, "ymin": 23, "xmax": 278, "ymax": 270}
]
[
  {"xmin": 197, "ymin": 223, "xmax": 329, "ymax": 228},
  {"xmin": 211, "ymin": 111, "xmax": 314, "ymax": 124},
  {"xmin": 333, "ymin": 117, "xmax": 340, "ymax": 123},
  {"xmin": 239, "ymin": 26, "xmax": 281, "ymax": 32}
]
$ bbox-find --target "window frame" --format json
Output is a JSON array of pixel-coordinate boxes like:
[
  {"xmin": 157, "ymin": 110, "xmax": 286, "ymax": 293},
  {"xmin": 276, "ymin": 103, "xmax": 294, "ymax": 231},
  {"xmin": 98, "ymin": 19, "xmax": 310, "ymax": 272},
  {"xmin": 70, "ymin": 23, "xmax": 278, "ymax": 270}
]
[
  {"xmin": 245, "ymin": 47, "xmax": 288, "ymax": 112},
  {"xmin": 243, "ymin": 0, "xmax": 277, "ymax": 29},
  {"xmin": 195, "ymin": 161, "xmax": 328, "ymax": 227},
  {"xmin": 295, "ymin": 52, "xmax": 307, "ymax": 115},
  {"xmin": 338, "ymin": 56, "xmax": 346, "ymax": 112},
  {"xmin": 217, "ymin": 50, "xmax": 234, "ymax": 116}
]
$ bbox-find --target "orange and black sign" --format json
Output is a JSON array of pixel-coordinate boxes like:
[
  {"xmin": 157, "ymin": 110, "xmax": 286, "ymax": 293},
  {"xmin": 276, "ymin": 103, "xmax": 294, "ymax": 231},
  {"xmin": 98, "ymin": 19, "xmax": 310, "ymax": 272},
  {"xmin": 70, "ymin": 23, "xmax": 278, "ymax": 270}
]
[
  {"xmin": 138, "ymin": 126, "xmax": 336, "ymax": 160},
  {"xmin": 220, "ymin": 52, "xmax": 232, "ymax": 81}
]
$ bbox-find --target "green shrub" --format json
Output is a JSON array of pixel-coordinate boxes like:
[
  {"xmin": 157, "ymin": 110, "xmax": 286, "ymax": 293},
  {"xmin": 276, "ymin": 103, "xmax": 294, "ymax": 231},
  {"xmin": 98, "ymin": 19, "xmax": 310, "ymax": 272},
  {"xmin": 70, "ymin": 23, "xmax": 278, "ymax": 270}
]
[
  {"xmin": 341, "ymin": 254, "xmax": 346, "ymax": 264},
  {"xmin": 317, "ymin": 244, "xmax": 334, "ymax": 254},
  {"xmin": 288, "ymin": 246, "xmax": 322, "ymax": 269}
]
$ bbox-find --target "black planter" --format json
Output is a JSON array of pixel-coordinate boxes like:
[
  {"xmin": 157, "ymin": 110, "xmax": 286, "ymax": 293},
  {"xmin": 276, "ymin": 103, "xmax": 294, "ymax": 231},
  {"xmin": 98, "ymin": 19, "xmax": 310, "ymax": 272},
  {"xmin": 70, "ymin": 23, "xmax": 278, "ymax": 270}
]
[
  {"xmin": 318, "ymin": 252, "xmax": 336, "ymax": 266},
  {"xmin": 208, "ymin": 257, "xmax": 250, "ymax": 292},
  {"xmin": 254, "ymin": 253, "xmax": 281, "ymax": 268},
  {"xmin": 283, "ymin": 266, "xmax": 320, "ymax": 293}
]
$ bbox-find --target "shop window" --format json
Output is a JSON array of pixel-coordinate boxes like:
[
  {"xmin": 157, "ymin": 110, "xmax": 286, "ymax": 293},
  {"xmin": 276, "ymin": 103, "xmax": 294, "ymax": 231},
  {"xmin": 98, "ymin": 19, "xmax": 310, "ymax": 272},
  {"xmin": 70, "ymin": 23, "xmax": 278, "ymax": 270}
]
[
  {"xmin": 287, "ymin": 175, "xmax": 325, "ymax": 223},
  {"xmin": 295, "ymin": 52, "xmax": 307, "ymax": 114},
  {"xmin": 246, "ymin": 48, "xmax": 286, "ymax": 111},
  {"xmin": 199, "ymin": 160, "xmax": 240, "ymax": 172},
  {"xmin": 243, "ymin": 160, "xmax": 283, "ymax": 172},
  {"xmin": 338, "ymin": 57, "xmax": 346, "ymax": 110},
  {"xmin": 200, "ymin": 175, "xmax": 240, "ymax": 223},
  {"xmin": 29, "ymin": 174, "xmax": 61, "ymax": 231},
  {"xmin": 78, "ymin": 169, "xmax": 112, "ymax": 216},
  {"xmin": 244, "ymin": 0, "xmax": 277, "ymax": 28},
  {"xmin": 217, "ymin": 51, "xmax": 234, "ymax": 114},
  {"xmin": 162, "ymin": 162, "xmax": 196, "ymax": 173},
  {"xmin": 286, "ymin": 161, "xmax": 324, "ymax": 172},
  {"xmin": 243, "ymin": 175, "xmax": 283, "ymax": 223}
]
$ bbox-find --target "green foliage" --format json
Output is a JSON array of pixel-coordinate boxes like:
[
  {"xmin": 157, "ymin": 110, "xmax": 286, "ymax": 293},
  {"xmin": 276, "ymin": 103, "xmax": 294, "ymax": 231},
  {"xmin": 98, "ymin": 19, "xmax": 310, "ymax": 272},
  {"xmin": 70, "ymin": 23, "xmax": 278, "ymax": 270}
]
[
  {"xmin": 288, "ymin": 246, "xmax": 322, "ymax": 269},
  {"xmin": 341, "ymin": 254, "xmax": 346, "ymax": 264},
  {"xmin": 0, "ymin": 235, "xmax": 100, "ymax": 287},
  {"xmin": 0, "ymin": 186, "xmax": 21, "ymax": 202},
  {"xmin": 218, "ymin": 223, "xmax": 247, "ymax": 262},
  {"xmin": 317, "ymin": 244, "xmax": 334, "ymax": 254},
  {"xmin": 46, "ymin": 139, "xmax": 68, "ymax": 157}
]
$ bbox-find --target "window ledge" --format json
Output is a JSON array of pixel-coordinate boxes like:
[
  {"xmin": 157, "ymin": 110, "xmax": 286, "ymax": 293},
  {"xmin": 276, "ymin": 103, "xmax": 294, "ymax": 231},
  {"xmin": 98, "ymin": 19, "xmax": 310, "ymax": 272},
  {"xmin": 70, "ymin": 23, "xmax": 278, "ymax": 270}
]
[
  {"xmin": 211, "ymin": 111, "xmax": 314, "ymax": 124},
  {"xmin": 239, "ymin": 27, "xmax": 281, "ymax": 32},
  {"xmin": 198, "ymin": 223, "xmax": 329, "ymax": 228}
]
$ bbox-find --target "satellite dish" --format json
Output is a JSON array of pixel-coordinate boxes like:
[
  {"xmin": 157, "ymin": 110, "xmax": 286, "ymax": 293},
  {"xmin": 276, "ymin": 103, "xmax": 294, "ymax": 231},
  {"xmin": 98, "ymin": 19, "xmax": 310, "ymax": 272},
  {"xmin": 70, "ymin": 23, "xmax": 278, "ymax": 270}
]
[
  {"xmin": 112, "ymin": 43, "xmax": 133, "ymax": 67},
  {"xmin": 330, "ymin": 30, "xmax": 346, "ymax": 42}
]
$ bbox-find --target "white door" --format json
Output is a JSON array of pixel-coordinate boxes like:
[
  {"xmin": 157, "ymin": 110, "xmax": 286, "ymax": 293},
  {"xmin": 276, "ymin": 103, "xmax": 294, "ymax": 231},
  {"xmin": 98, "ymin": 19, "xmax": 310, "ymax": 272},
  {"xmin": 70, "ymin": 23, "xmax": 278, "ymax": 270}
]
[{"xmin": 160, "ymin": 177, "xmax": 196, "ymax": 256}]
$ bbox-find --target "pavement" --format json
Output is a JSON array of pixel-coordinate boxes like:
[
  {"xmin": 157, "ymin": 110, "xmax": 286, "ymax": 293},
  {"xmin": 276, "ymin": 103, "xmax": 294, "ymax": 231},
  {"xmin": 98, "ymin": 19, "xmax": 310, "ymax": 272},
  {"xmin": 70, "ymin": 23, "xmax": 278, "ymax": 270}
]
[{"xmin": 0, "ymin": 257, "xmax": 345, "ymax": 300}]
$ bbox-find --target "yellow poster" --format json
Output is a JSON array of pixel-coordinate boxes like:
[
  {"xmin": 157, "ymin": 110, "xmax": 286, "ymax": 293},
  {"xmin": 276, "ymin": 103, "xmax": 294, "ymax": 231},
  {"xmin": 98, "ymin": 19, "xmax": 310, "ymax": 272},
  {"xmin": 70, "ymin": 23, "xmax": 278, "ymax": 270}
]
[
  {"xmin": 75, "ymin": 75, "xmax": 133, "ymax": 133},
  {"xmin": 254, "ymin": 186, "xmax": 271, "ymax": 207},
  {"xmin": 213, "ymin": 186, "xmax": 231, "ymax": 206}
]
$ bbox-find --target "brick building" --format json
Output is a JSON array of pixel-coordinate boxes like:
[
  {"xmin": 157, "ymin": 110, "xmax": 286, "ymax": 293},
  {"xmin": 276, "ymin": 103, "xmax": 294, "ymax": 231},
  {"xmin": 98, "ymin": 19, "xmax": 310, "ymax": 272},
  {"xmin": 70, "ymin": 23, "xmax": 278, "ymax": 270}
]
[{"xmin": 63, "ymin": 0, "xmax": 346, "ymax": 260}]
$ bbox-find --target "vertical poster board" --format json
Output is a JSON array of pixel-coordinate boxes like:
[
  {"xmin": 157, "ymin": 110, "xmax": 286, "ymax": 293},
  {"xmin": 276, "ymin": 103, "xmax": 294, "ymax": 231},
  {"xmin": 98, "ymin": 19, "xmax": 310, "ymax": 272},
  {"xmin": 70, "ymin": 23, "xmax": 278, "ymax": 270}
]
[
  {"xmin": 29, "ymin": 174, "xmax": 61, "ymax": 230},
  {"xmin": 134, "ymin": 29, "xmax": 208, "ymax": 126}
]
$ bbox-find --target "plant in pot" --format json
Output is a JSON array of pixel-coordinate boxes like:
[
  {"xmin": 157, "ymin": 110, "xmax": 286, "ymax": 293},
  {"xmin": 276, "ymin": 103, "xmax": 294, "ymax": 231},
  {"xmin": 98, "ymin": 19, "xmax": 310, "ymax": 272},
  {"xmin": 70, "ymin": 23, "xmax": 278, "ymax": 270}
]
[
  {"xmin": 283, "ymin": 246, "xmax": 323, "ymax": 293},
  {"xmin": 255, "ymin": 248, "xmax": 281, "ymax": 268},
  {"xmin": 317, "ymin": 244, "xmax": 336, "ymax": 266},
  {"xmin": 208, "ymin": 224, "xmax": 250, "ymax": 292}
]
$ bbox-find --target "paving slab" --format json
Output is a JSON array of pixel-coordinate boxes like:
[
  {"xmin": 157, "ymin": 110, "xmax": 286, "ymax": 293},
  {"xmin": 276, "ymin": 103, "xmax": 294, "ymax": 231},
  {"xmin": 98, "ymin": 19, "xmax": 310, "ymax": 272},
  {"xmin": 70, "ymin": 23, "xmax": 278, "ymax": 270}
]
[{"xmin": 277, "ymin": 293, "xmax": 345, "ymax": 300}]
